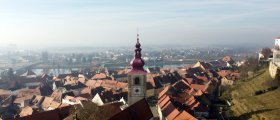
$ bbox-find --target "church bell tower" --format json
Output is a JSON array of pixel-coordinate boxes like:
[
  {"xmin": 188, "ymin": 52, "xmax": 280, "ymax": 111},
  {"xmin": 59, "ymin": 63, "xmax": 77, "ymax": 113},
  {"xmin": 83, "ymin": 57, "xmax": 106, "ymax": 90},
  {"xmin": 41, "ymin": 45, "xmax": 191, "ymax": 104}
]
[{"xmin": 127, "ymin": 34, "xmax": 147, "ymax": 105}]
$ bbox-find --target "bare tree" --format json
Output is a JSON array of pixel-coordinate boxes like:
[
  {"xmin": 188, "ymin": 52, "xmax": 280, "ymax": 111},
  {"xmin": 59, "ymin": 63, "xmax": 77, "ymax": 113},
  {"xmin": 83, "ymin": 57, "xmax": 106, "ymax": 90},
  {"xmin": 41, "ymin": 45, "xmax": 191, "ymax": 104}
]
[{"xmin": 261, "ymin": 48, "xmax": 272, "ymax": 59}]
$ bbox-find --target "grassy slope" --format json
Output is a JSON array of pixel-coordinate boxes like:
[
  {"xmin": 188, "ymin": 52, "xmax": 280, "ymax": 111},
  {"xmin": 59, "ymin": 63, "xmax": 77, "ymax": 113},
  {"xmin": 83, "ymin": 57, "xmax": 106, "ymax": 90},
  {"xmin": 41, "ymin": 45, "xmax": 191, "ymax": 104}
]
[{"xmin": 223, "ymin": 69, "xmax": 280, "ymax": 120}]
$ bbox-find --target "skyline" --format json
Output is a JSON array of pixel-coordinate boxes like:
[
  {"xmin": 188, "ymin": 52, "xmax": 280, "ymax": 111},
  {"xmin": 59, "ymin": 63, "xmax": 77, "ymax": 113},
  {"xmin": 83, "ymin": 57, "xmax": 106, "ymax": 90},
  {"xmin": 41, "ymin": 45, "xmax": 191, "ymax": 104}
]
[{"xmin": 0, "ymin": 0, "xmax": 280, "ymax": 49}]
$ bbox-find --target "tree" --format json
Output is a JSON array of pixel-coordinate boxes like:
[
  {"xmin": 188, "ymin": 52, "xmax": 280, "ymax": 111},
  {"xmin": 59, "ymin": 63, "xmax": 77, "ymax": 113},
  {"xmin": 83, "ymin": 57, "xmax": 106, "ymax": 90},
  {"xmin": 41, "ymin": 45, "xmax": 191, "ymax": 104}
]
[
  {"xmin": 70, "ymin": 101, "xmax": 112, "ymax": 120},
  {"xmin": 239, "ymin": 57, "xmax": 260, "ymax": 79},
  {"xmin": 7, "ymin": 68, "xmax": 14, "ymax": 80},
  {"xmin": 0, "ymin": 68, "xmax": 14, "ymax": 80},
  {"xmin": 261, "ymin": 48, "xmax": 272, "ymax": 59}
]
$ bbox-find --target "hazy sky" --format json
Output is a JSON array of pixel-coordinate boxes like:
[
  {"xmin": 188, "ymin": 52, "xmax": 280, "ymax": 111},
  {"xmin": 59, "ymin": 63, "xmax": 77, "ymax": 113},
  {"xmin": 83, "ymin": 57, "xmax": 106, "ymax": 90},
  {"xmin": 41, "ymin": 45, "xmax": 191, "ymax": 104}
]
[{"xmin": 0, "ymin": 0, "xmax": 280, "ymax": 49}]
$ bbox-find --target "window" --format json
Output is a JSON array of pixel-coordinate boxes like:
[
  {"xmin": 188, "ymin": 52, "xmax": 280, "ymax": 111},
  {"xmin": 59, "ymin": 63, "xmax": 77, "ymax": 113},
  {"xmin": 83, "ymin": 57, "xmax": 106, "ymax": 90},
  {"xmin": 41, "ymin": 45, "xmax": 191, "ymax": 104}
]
[{"xmin": 134, "ymin": 77, "xmax": 140, "ymax": 85}]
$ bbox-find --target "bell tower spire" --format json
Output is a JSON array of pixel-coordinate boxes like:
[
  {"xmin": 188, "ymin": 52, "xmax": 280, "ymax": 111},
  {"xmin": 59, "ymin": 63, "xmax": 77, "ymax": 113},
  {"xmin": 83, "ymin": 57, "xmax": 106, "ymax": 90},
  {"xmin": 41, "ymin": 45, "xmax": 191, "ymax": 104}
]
[
  {"xmin": 130, "ymin": 33, "xmax": 146, "ymax": 73},
  {"xmin": 127, "ymin": 33, "xmax": 147, "ymax": 105}
]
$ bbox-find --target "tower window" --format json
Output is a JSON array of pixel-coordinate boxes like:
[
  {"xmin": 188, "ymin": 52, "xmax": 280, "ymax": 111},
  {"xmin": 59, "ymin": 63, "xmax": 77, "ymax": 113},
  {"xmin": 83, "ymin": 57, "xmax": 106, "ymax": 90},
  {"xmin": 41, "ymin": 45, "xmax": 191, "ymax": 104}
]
[{"xmin": 134, "ymin": 77, "xmax": 140, "ymax": 85}]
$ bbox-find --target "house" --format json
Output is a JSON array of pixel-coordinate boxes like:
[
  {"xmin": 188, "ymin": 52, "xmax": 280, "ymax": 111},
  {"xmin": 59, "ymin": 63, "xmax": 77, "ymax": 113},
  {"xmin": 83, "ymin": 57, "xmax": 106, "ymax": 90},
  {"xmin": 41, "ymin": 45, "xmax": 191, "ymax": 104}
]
[
  {"xmin": 20, "ymin": 70, "xmax": 37, "ymax": 78},
  {"xmin": 91, "ymin": 91, "xmax": 127, "ymax": 106},
  {"xmin": 14, "ymin": 89, "xmax": 40, "ymax": 108},
  {"xmin": 112, "ymin": 74, "xmax": 128, "ymax": 82},
  {"xmin": 223, "ymin": 56, "xmax": 236, "ymax": 66},
  {"xmin": 62, "ymin": 95, "xmax": 87, "ymax": 105},
  {"xmin": 193, "ymin": 61, "xmax": 213, "ymax": 71},
  {"xmin": 221, "ymin": 77, "xmax": 233, "ymax": 86},
  {"xmin": 91, "ymin": 91, "xmax": 115, "ymax": 106},
  {"xmin": 160, "ymin": 100, "xmax": 195, "ymax": 120}
]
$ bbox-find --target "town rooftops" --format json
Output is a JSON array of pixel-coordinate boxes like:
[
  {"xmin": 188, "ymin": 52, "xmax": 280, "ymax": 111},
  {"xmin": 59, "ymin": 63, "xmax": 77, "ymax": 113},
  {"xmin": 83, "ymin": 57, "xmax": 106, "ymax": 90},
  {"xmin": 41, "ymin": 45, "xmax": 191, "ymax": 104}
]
[{"xmin": 14, "ymin": 105, "xmax": 72, "ymax": 120}]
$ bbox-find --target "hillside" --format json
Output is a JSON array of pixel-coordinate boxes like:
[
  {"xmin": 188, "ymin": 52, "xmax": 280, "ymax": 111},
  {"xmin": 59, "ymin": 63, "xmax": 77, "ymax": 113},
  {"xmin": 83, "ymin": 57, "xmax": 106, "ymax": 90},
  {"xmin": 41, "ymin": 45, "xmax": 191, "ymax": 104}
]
[{"xmin": 221, "ymin": 69, "xmax": 280, "ymax": 120}]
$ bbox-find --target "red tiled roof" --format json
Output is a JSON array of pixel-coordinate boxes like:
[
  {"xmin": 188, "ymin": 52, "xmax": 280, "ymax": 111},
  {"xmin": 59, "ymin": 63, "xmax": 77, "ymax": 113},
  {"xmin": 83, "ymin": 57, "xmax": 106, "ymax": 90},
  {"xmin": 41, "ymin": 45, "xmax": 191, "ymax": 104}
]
[
  {"xmin": 109, "ymin": 98, "xmax": 153, "ymax": 120},
  {"xmin": 94, "ymin": 80, "xmax": 103, "ymax": 87},
  {"xmin": 49, "ymin": 101, "xmax": 61, "ymax": 109},
  {"xmin": 102, "ymin": 80, "xmax": 118, "ymax": 89},
  {"xmin": 15, "ymin": 105, "xmax": 72, "ymax": 120},
  {"xmin": 174, "ymin": 111, "xmax": 197, "ymax": 120},
  {"xmin": 223, "ymin": 56, "xmax": 233, "ymax": 62},
  {"xmin": 217, "ymin": 70, "xmax": 230, "ymax": 77},
  {"xmin": 172, "ymin": 79, "xmax": 190, "ymax": 91},
  {"xmin": 195, "ymin": 75, "xmax": 208, "ymax": 83},
  {"xmin": 15, "ymin": 109, "xmax": 61, "ymax": 120},
  {"xmin": 19, "ymin": 106, "xmax": 34, "ymax": 117},
  {"xmin": 41, "ymin": 97, "xmax": 54, "ymax": 109},
  {"xmin": 31, "ymin": 95, "xmax": 44, "ymax": 105},
  {"xmin": 185, "ymin": 96, "xmax": 196, "ymax": 106},
  {"xmin": 194, "ymin": 90, "xmax": 203, "ymax": 96},
  {"xmin": 158, "ymin": 86, "xmax": 170, "ymax": 99},
  {"xmin": 162, "ymin": 101, "xmax": 180, "ymax": 120},
  {"xmin": 92, "ymin": 73, "xmax": 107, "ymax": 80},
  {"xmin": 159, "ymin": 95, "xmax": 170, "ymax": 109},
  {"xmin": 116, "ymin": 82, "xmax": 128, "ymax": 89},
  {"xmin": 185, "ymin": 78, "xmax": 194, "ymax": 84},
  {"xmin": 190, "ymin": 102, "xmax": 200, "ymax": 110},
  {"xmin": 80, "ymin": 87, "xmax": 91, "ymax": 94},
  {"xmin": 85, "ymin": 80, "xmax": 97, "ymax": 88},
  {"xmin": 158, "ymin": 95, "xmax": 167, "ymax": 104},
  {"xmin": 190, "ymin": 84, "xmax": 208, "ymax": 93}
]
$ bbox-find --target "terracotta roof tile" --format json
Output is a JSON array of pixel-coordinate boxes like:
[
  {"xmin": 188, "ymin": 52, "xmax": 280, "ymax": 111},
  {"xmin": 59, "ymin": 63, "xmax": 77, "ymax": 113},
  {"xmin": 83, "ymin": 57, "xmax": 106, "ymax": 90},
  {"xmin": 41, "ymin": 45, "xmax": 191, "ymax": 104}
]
[
  {"xmin": 49, "ymin": 101, "xmax": 61, "ymax": 109},
  {"xmin": 172, "ymin": 80, "xmax": 190, "ymax": 91},
  {"xmin": 190, "ymin": 84, "xmax": 208, "ymax": 93},
  {"xmin": 41, "ymin": 97, "xmax": 54, "ymax": 109},
  {"xmin": 158, "ymin": 86, "xmax": 170, "ymax": 99},
  {"xmin": 19, "ymin": 106, "xmax": 34, "ymax": 117},
  {"xmin": 92, "ymin": 73, "xmax": 107, "ymax": 80},
  {"xmin": 85, "ymin": 80, "xmax": 97, "ymax": 88},
  {"xmin": 185, "ymin": 78, "xmax": 194, "ymax": 84},
  {"xmin": 94, "ymin": 80, "xmax": 103, "ymax": 87},
  {"xmin": 162, "ymin": 101, "xmax": 180, "ymax": 120},
  {"xmin": 174, "ymin": 111, "xmax": 197, "ymax": 120},
  {"xmin": 159, "ymin": 95, "xmax": 170, "ymax": 109},
  {"xmin": 116, "ymin": 82, "xmax": 128, "ymax": 89},
  {"xmin": 15, "ymin": 106, "xmax": 72, "ymax": 120}
]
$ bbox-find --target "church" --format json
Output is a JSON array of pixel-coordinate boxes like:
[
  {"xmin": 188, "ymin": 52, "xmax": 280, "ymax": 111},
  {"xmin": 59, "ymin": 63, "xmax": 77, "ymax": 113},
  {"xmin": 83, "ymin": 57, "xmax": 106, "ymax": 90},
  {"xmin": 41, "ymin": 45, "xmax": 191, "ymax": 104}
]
[{"xmin": 127, "ymin": 34, "xmax": 147, "ymax": 105}]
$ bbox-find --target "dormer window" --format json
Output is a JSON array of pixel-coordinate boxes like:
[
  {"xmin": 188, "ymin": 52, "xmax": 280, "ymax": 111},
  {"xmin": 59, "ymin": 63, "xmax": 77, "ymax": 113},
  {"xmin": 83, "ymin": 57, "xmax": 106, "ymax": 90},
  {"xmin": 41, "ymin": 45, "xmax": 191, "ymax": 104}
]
[{"xmin": 134, "ymin": 77, "xmax": 140, "ymax": 85}]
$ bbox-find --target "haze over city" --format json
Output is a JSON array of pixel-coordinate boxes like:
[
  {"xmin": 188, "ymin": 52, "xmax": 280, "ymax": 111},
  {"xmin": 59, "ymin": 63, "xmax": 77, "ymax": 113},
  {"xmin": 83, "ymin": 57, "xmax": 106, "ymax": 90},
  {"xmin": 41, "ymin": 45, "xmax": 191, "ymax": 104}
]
[{"xmin": 0, "ymin": 0, "xmax": 280, "ymax": 49}]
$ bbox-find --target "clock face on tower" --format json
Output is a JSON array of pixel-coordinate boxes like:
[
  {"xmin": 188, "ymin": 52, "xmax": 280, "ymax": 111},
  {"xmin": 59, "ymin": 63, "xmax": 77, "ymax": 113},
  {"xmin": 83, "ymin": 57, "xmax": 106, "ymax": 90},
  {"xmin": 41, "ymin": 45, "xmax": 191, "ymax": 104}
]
[{"xmin": 132, "ymin": 87, "xmax": 141, "ymax": 95}]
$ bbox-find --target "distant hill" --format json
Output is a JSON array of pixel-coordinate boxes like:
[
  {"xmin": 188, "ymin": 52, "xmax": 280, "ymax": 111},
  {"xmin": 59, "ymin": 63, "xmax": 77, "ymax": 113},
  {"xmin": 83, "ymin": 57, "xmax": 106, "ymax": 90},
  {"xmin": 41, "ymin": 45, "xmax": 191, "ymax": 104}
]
[{"xmin": 221, "ymin": 69, "xmax": 280, "ymax": 120}]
